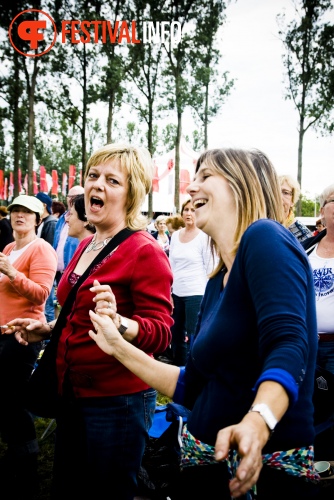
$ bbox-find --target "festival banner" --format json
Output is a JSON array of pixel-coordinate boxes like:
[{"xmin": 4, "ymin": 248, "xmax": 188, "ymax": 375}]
[
  {"xmin": 9, "ymin": 172, "xmax": 14, "ymax": 199},
  {"xmin": 4, "ymin": 178, "xmax": 8, "ymax": 201},
  {"xmin": 18, "ymin": 168, "xmax": 23, "ymax": 193},
  {"xmin": 0, "ymin": 170, "xmax": 4, "ymax": 199},
  {"xmin": 33, "ymin": 171, "xmax": 38, "ymax": 195},
  {"xmin": 62, "ymin": 172, "xmax": 68, "ymax": 196},
  {"xmin": 51, "ymin": 170, "xmax": 59, "ymax": 196},
  {"xmin": 68, "ymin": 165, "xmax": 76, "ymax": 189},
  {"xmin": 40, "ymin": 166, "xmax": 48, "ymax": 192}
]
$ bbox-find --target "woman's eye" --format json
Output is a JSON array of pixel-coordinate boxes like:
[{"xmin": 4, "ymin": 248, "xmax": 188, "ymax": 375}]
[{"xmin": 108, "ymin": 178, "xmax": 119, "ymax": 184}]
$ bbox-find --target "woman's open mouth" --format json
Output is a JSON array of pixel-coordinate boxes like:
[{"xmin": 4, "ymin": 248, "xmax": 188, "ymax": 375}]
[
  {"xmin": 90, "ymin": 196, "xmax": 104, "ymax": 213},
  {"xmin": 193, "ymin": 199, "xmax": 207, "ymax": 209}
]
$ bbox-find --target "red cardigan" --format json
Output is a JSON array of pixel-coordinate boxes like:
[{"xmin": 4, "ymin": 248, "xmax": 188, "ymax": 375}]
[{"xmin": 56, "ymin": 230, "xmax": 173, "ymax": 398}]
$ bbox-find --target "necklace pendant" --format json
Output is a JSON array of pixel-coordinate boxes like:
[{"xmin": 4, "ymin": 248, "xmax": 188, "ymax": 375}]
[{"xmin": 85, "ymin": 236, "xmax": 112, "ymax": 253}]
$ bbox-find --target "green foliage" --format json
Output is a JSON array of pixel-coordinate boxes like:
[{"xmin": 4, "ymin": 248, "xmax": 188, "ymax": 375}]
[
  {"xmin": 0, "ymin": 0, "xmax": 233, "ymax": 200},
  {"xmin": 277, "ymin": 0, "xmax": 334, "ymax": 198},
  {"xmin": 301, "ymin": 193, "xmax": 320, "ymax": 216},
  {"xmin": 34, "ymin": 110, "xmax": 82, "ymax": 173}
]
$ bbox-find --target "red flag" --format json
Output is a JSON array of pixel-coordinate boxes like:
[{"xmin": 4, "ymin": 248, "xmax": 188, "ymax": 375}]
[
  {"xmin": 40, "ymin": 166, "xmax": 48, "ymax": 192},
  {"xmin": 69, "ymin": 165, "xmax": 76, "ymax": 189},
  {"xmin": 9, "ymin": 172, "xmax": 14, "ymax": 198},
  {"xmin": 62, "ymin": 173, "xmax": 68, "ymax": 196},
  {"xmin": 180, "ymin": 169, "xmax": 191, "ymax": 194},
  {"xmin": 18, "ymin": 168, "xmax": 23, "ymax": 193},
  {"xmin": 152, "ymin": 164, "xmax": 159, "ymax": 192},
  {"xmin": 167, "ymin": 159, "xmax": 174, "ymax": 170},
  {"xmin": 4, "ymin": 178, "xmax": 8, "ymax": 201},
  {"xmin": 51, "ymin": 170, "xmax": 58, "ymax": 196},
  {"xmin": 33, "ymin": 171, "xmax": 38, "ymax": 194},
  {"xmin": 0, "ymin": 170, "xmax": 4, "ymax": 199}
]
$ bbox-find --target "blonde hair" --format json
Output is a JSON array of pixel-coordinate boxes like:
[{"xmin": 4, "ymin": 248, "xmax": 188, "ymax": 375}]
[
  {"xmin": 154, "ymin": 215, "xmax": 167, "ymax": 229},
  {"xmin": 278, "ymin": 175, "xmax": 301, "ymax": 205},
  {"xmin": 196, "ymin": 148, "xmax": 283, "ymax": 276},
  {"xmin": 84, "ymin": 143, "xmax": 153, "ymax": 230}
]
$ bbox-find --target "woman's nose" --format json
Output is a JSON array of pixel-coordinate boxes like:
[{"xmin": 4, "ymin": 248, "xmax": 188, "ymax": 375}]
[
  {"xmin": 186, "ymin": 181, "xmax": 198, "ymax": 195},
  {"xmin": 92, "ymin": 176, "xmax": 105, "ymax": 189}
]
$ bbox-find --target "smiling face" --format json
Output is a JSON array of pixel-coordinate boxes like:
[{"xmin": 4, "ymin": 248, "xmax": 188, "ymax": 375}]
[
  {"xmin": 10, "ymin": 206, "xmax": 38, "ymax": 237},
  {"xmin": 84, "ymin": 160, "xmax": 128, "ymax": 234},
  {"xmin": 187, "ymin": 162, "xmax": 236, "ymax": 240}
]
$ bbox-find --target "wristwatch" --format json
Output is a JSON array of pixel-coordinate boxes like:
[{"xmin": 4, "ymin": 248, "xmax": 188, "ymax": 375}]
[
  {"xmin": 118, "ymin": 315, "xmax": 129, "ymax": 335},
  {"xmin": 249, "ymin": 403, "xmax": 277, "ymax": 434}
]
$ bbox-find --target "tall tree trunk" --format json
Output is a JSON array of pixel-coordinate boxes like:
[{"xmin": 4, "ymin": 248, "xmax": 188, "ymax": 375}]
[
  {"xmin": 27, "ymin": 59, "xmax": 38, "ymax": 195},
  {"xmin": 296, "ymin": 115, "xmax": 304, "ymax": 216},
  {"xmin": 174, "ymin": 110, "xmax": 182, "ymax": 212},
  {"xmin": 13, "ymin": 51, "xmax": 20, "ymax": 197},
  {"xmin": 204, "ymin": 78, "xmax": 209, "ymax": 150},
  {"xmin": 147, "ymin": 98, "xmax": 154, "ymax": 218},
  {"xmin": 82, "ymin": 44, "xmax": 87, "ymax": 172},
  {"xmin": 107, "ymin": 91, "xmax": 114, "ymax": 144}
]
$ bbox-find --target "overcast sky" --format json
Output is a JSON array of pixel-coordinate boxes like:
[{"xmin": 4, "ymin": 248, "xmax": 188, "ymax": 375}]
[{"xmin": 205, "ymin": 0, "xmax": 334, "ymax": 199}]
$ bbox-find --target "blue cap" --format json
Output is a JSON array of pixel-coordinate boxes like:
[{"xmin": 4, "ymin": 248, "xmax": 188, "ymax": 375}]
[{"xmin": 36, "ymin": 192, "xmax": 52, "ymax": 214}]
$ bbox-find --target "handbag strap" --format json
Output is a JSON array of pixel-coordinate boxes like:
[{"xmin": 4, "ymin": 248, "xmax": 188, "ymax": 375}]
[{"xmin": 54, "ymin": 228, "xmax": 136, "ymax": 332}]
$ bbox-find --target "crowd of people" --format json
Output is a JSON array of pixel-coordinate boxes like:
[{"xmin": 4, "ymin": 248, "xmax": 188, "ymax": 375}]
[{"xmin": 0, "ymin": 142, "xmax": 332, "ymax": 499}]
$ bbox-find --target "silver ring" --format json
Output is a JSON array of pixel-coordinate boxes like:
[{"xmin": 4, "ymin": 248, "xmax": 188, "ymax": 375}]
[{"xmin": 107, "ymin": 303, "xmax": 112, "ymax": 309}]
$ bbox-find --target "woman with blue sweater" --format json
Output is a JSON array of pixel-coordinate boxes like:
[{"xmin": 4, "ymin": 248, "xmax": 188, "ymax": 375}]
[{"xmin": 89, "ymin": 147, "xmax": 320, "ymax": 499}]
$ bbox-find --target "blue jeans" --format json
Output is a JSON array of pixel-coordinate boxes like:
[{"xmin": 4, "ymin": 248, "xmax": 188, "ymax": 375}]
[
  {"xmin": 171, "ymin": 294, "xmax": 203, "ymax": 366},
  {"xmin": 44, "ymin": 281, "xmax": 56, "ymax": 322},
  {"xmin": 317, "ymin": 340, "xmax": 334, "ymax": 375},
  {"xmin": 52, "ymin": 388, "xmax": 157, "ymax": 500}
]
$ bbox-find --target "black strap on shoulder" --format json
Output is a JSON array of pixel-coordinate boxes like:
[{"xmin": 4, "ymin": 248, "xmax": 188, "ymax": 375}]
[{"xmin": 54, "ymin": 228, "xmax": 136, "ymax": 333}]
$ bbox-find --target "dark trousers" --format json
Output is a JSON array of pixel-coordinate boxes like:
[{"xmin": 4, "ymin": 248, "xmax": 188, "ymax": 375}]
[
  {"xmin": 0, "ymin": 335, "xmax": 42, "ymax": 497},
  {"xmin": 171, "ymin": 294, "xmax": 203, "ymax": 366},
  {"xmin": 52, "ymin": 388, "xmax": 156, "ymax": 500}
]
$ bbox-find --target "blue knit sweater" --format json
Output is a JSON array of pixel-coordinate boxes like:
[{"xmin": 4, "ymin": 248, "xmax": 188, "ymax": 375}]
[{"xmin": 181, "ymin": 219, "xmax": 317, "ymax": 453}]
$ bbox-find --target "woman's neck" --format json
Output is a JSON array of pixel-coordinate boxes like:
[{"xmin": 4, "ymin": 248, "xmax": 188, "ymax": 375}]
[
  {"xmin": 79, "ymin": 229, "xmax": 95, "ymax": 242},
  {"xmin": 184, "ymin": 224, "xmax": 198, "ymax": 234},
  {"xmin": 14, "ymin": 232, "xmax": 37, "ymax": 250},
  {"xmin": 94, "ymin": 221, "xmax": 127, "ymax": 241}
]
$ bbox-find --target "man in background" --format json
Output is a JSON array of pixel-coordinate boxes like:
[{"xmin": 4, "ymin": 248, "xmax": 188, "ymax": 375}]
[{"xmin": 35, "ymin": 193, "xmax": 58, "ymax": 246}]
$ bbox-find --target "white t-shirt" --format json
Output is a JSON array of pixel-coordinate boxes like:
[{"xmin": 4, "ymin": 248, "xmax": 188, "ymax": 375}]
[
  {"xmin": 169, "ymin": 229, "xmax": 217, "ymax": 297},
  {"xmin": 308, "ymin": 244, "xmax": 334, "ymax": 333}
]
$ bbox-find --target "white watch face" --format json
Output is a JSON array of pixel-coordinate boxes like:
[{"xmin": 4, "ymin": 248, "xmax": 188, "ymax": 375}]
[{"xmin": 250, "ymin": 403, "xmax": 277, "ymax": 430}]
